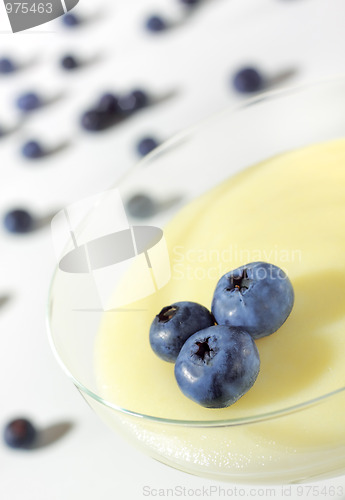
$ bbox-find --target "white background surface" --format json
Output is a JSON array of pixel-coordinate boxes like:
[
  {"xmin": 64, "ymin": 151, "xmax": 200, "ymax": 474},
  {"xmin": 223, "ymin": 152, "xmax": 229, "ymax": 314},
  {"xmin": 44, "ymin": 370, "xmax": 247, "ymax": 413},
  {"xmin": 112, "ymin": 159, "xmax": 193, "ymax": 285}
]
[{"xmin": 1, "ymin": 0, "xmax": 345, "ymax": 499}]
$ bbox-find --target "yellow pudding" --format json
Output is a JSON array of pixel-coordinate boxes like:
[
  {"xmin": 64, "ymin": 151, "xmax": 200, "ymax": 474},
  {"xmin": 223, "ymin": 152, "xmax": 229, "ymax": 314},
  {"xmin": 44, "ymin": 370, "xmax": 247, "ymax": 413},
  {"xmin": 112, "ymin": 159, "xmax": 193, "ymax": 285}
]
[{"xmin": 94, "ymin": 138, "xmax": 345, "ymax": 482}]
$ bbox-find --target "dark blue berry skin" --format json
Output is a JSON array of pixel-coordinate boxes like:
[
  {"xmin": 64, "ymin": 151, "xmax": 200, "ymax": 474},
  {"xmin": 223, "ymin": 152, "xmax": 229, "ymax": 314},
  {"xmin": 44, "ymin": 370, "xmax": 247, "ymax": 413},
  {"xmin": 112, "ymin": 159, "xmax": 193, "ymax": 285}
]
[
  {"xmin": 118, "ymin": 90, "xmax": 148, "ymax": 115},
  {"xmin": 145, "ymin": 15, "xmax": 167, "ymax": 32},
  {"xmin": 80, "ymin": 109, "xmax": 112, "ymax": 131},
  {"xmin": 211, "ymin": 262, "xmax": 294, "ymax": 339},
  {"xmin": 97, "ymin": 93, "xmax": 119, "ymax": 114},
  {"xmin": 233, "ymin": 67, "xmax": 263, "ymax": 93},
  {"xmin": 3, "ymin": 418, "xmax": 37, "ymax": 448},
  {"xmin": 62, "ymin": 13, "xmax": 80, "ymax": 27},
  {"xmin": 0, "ymin": 57, "xmax": 16, "ymax": 74},
  {"xmin": 3, "ymin": 209, "xmax": 33, "ymax": 233},
  {"xmin": 60, "ymin": 55, "xmax": 79, "ymax": 70},
  {"xmin": 174, "ymin": 325, "xmax": 260, "ymax": 408},
  {"xmin": 21, "ymin": 140, "xmax": 44, "ymax": 159},
  {"xmin": 150, "ymin": 301, "xmax": 215, "ymax": 363},
  {"xmin": 136, "ymin": 137, "xmax": 159, "ymax": 157},
  {"xmin": 16, "ymin": 92, "xmax": 42, "ymax": 112}
]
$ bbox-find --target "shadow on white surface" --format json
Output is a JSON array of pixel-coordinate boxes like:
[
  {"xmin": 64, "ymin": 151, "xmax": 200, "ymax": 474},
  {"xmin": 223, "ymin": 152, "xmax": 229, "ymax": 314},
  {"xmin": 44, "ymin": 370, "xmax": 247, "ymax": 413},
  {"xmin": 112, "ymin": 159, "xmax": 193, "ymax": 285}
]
[
  {"xmin": 0, "ymin": 294, "xmax": 11, "ymax": 309},
  {"xmin": 34, "ymin": 421, "xmax": 75, "ymax": 450},
  {"xmin": 34, "ymin": 210, "xmax": 59, "ymax": 231},
  {"xmin": 269, "ymin": 67, "xmax": 299, "ymax": 88}
]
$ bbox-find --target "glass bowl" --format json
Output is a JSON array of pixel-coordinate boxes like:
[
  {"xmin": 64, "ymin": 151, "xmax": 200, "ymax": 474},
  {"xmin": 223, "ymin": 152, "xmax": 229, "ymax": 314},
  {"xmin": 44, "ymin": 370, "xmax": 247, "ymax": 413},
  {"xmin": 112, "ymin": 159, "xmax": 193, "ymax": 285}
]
[{"xmin": 47, "ymin": 77, "xmax": 345, "ymax": 484}]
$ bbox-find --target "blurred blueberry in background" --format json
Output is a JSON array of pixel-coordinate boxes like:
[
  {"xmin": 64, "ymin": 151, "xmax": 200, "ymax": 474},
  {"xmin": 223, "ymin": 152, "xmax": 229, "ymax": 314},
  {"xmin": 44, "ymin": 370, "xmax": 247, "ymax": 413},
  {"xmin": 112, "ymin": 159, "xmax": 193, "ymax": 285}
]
[
  {"xmin": 3, "ymin": 418, "xmax": 37, "ymax": 449},
  {"xmin": 61, "ymin": 12, "xmax": 80, "ymax": 27},
  {"xmin": 232, "ymin": 67, "xmax": 264, "ymax": 93},
  {"xmin": 21, "ymin": 140, "xmax": 45, "ymax": 159},
  {"xmin": 145, "ymin": 15, "xmax": 168, "ymax": 32},
  {"xmin": 118, "ymin": 89, "xmax": 148, "ymax": 115},
  {"xmin": 0, "ymin": 57, "xmax": 16, "ymax": 74},
  {"xmin": 97, "ymin": 93, "xmax": 120, "ymax": 114},
  {"xmin": 60, "ymin": 54, "xmax": 79, "ymax": 71},
  {"xmin": 81, "ymin": 109, "xmax": 112, "ymax": 132},
  {"xmin": 3, "ymin": 209, "xmax": 34, "ymax": 234},
  {"xmin": 136, "ymin": 136, "xmax": 160, "ymax": 157},
  {"xmin": 180, "ymin": 0, "xmax": 201, "ymax": 6},
  {"xmin": 16, "ymin": 92, "xmax": 42, "ymax": 112},
  {"xmin": 126, "ymin": 193, "xmax": 156, "ymax": 218}
]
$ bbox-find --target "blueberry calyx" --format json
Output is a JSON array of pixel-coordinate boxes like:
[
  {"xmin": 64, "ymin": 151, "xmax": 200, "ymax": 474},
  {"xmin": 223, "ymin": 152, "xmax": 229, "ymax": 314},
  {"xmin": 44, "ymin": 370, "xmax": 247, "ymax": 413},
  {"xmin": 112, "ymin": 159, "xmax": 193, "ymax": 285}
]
[
  {"xmin": 158, "ymin": 305, "xmax": 178, "ymax": 323},
  {"xmin": 226, "ymin": 269, "xmax": 250, "ymax": 292},
  {"xmin": 195, "ymin": 338, "xmax": 213, "ymax": 361}
]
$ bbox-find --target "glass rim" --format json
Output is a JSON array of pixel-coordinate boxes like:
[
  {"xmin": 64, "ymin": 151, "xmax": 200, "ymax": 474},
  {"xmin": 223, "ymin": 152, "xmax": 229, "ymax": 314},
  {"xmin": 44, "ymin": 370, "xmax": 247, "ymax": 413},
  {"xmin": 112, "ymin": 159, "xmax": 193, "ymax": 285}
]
[{"xmin": 46, "ymin": 74, "xmax": 345, "ymax": 427}]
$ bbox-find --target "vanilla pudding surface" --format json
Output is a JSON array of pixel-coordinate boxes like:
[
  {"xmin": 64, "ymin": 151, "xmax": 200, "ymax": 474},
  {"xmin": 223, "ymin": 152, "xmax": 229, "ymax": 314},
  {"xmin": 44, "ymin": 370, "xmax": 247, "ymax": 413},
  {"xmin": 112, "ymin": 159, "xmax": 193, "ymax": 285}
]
[{"xmin": 95, "ymin": 138, "xmax": 345, "ymax": 424}]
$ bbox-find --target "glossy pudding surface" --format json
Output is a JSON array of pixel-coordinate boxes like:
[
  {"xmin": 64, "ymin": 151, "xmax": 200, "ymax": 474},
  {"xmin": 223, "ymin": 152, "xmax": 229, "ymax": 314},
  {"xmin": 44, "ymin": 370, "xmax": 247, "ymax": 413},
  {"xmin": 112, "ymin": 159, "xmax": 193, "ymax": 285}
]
[{"xmin": 94, "ymin": 138, "xmax": 345, "ymax": 477}]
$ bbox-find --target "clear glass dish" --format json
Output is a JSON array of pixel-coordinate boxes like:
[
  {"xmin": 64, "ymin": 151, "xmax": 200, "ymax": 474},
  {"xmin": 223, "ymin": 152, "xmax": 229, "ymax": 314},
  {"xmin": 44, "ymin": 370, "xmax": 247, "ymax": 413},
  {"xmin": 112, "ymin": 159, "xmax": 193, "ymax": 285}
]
[{"xmin": 47, "ymin": 77, "xmax": 345, "ymax": 484}]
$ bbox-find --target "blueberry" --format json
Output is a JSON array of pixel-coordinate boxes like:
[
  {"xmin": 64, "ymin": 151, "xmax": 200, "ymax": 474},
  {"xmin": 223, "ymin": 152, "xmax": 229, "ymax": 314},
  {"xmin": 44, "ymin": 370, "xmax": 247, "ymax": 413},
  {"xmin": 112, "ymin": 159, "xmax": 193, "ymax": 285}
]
[
  {"xmin": 180, "ymin": 0, "xmax": 200, "ymax": 5},
  {"xmin": 136, "ymin": 136, "xmax": 159, "ymax": 157},
  {"xmin": 211, "ymin": 262, "xmax": 294, "ymax": 339},
  {"xmin": 16, "ymin": 92, "xmax": 42, "ymax": 112},
  {"xmin": 0, "ymin": 57, "xmax": 16, "ymax": 74},
  {"xmin": 60, "ymin": 55, "xmax": 79, "ymax": 70},
  {"xmin": 150, "ymin": 301, "xmax": 215, "ymax": 362},
  {"xmin": 118, "ymin": 90, "xmax": 148, "ymax": 115},
  {"xmin": 3, "ymin": 418, "xmax": 37, "ymax": 448},
  {"xmin": 125, "ymin": 193, "xmax": 156, "ymax": 218},
  {"xmin": 174, "ymin": 325, "xmax": 260, "ymax": 408},
  {"xmin": 3, "ymin": 209, "xmax": 34, "ymax": 233},
  {"xmin": 62, "ymin": 13, "xmax": 80, "ymax": 27},
  {"xmin": 21, "ymin": 140, "xmax": 44, "ymax": 159},
  {"xmin": 97, "ymin": 93, "xmax": 120, "ymax": 114},
  {"xmin": 80, "ymin": 109, "xmax": 112, "ymax": 132},
  {"xmin": 145, "ymin": 15, "xmax": 167, "ymax": 33},
  {"xmin": 232, "ymin": 67, "xmax": 263, "ymax": 93}
]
